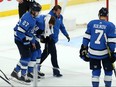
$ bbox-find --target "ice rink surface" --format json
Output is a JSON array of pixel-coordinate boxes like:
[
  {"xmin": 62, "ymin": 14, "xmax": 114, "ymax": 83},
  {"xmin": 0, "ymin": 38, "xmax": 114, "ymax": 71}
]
[{"xmin": 0, "ymin": 0, "xmax": 116, "ymax": 86}]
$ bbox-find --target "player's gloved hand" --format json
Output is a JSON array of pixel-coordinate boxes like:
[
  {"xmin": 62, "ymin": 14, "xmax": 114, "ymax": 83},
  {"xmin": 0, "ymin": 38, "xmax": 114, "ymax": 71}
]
[
  {"xmin": 79, "ymin": 44, "xmax": 89, "ymax": 62},
  {"xmin": 66, "ymin": 35, "xmax": 70, "ymax": 42},
  {"xmin": 109, "ymin": 52, "xmax": 116, "ymax": 63},
  {"xmin": 81, "ymin": 52, "xmax": 90, "ymax": 62},
  {"xmin": 36, "ymin": 29, "xmax": 44, "ymax": 36},
  {"xmin": 22, "ymin": 38, "xmax": 30, "ymax": 46},
  {"xmin": 79, "ymin": 44, "xmax": 88, "ymax": 57}
]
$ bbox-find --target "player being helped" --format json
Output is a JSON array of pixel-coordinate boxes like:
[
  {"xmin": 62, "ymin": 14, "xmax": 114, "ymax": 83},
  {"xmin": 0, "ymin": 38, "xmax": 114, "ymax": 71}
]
[{"xmin": 27, "ymin": 14, "xmax": 56, "ymax": 80}]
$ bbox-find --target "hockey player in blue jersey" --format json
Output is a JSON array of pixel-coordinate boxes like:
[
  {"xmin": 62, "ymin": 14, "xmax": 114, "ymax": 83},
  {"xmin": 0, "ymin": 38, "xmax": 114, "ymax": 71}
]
[
  {"xmin": 27, "ymin": 15, "xmax": 45, "ymax": 79},
  {"xmin": 27, "ymin": 25, "xmax": 43, "ymax": 80},
  {"xmin": 10, "ymin": 2, "xmax": 41, "ymax": 83},
  {"xmin": 27, "ymin": 14, "xmax": 56, "ymax": 80},
  {"xmin": 80, "ymin": 7, "xmax": 116, "ymax": 87}
]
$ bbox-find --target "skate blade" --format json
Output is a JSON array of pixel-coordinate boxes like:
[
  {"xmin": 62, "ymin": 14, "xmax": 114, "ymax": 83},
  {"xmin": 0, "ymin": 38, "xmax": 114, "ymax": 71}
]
[
  {"xmin": 38, "ymin": 75, "xmax": 45, "ymax": 79},
  {"xmin": 9, "ymin": 77, "xmax": 31, "ymax": 85},
  {"xmin": 28, "ymin": 77, "xmax": 40, "ymax": 82}
]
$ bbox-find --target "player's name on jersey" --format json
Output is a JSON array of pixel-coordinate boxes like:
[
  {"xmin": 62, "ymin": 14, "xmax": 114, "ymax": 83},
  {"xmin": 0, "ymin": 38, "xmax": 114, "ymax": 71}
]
[{"xmin": 93, "ymin": 24, "xmax": 107, "ymax": 29}]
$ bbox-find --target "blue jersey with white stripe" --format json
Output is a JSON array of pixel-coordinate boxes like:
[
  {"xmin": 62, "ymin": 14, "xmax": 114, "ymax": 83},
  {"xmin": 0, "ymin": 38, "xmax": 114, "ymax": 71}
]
[
  {"xmin": 83, "ymin": 19, "xmax": 116, "ymax": 59},
  {"xmin": 14, "ymin": 12, "xmax": 36, "ymax": 42}
]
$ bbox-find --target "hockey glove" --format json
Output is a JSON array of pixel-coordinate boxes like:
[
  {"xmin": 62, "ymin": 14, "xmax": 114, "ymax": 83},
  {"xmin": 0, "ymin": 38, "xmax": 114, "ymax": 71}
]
[
  {"xmin": 79, "ymin": 44, "xmax": 89, "ymax": 62},
  {"xmin": 109, "ymin": 52, "xmax": 116, "ymax": 63},
  {"xmin": 81, "ymin": 52, "xmax": 90, "ymax": 62},
  {"xmin": 36, "ymin": 29, "xmax": 44, "ymax": 36},
  {"xmin": 66, "ymin": 35, "xmax": 70, "ymax": 42}
]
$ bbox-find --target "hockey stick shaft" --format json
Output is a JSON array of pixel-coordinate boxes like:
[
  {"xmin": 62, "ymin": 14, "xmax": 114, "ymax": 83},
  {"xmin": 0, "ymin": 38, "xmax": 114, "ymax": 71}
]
[
  {"xmin": 106, "ymin": 46, "xmax": 116, "ymax": 77},
  {"xmin": 104, "ymin": 33, "xmax": 116, "ymax": 77},
  {"xmin": 0, "ymin": 69, "xmax": 14, "ymax": 87},
  {"xmin": 0, "ymin": 69, "xmax": 9, "ymax": 80}
]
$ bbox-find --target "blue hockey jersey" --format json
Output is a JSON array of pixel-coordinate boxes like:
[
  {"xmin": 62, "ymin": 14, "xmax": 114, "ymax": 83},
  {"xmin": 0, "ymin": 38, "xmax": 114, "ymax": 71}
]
[
  {"xmin": 14, "ymin": 12, "xmax": 36, "ymax": 42},
  {"xmin": 36, "ymin": 15, "xmax": 45, "ymax": 31},
  {"xmin": 83, "ymin": 19, "xmax": 116, "ymax": 59}
]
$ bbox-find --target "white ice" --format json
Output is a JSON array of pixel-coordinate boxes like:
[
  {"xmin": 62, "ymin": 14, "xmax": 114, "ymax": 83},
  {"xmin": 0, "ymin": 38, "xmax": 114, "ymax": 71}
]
[{"xmin": 0, "ymin": 0, "xmax": 116, "ymax": 86}]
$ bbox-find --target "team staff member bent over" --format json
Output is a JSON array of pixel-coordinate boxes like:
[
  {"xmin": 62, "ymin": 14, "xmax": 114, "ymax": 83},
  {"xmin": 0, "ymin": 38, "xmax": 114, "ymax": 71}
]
[
  {"xmin": 80, "ymin": 7, "xmax": 116, "ymax": 87},
  {"xmin": 40, "ymin": 5, "xmax": 70, "ymax": 77},
  {"xmin": 10, "ymin": 2, "xmax": 41, "ymax": 83}
]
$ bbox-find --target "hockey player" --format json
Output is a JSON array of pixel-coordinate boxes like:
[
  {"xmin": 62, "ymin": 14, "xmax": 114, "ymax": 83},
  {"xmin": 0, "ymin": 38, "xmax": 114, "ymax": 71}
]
[
  {"xmin": 27, "ymin": 14, "xmax": 56, "ymax": 80},
  {"xmin": 10, "ymin": 2, "xmax": 41, "ymax": 83},
  {"xmin": 80, "ymin": 7, "xmax": 116, "ymax": 87},
  {"xmin": 27, "ymin": 25, "xmax": 43, "ymax": 80},
  {"xmin": 27, "ymin": 16, "xmax": 45, "ymax": 79},
  {"xmin": 40, "ymin": 5, "xmax": 70, "ymax": 77}
]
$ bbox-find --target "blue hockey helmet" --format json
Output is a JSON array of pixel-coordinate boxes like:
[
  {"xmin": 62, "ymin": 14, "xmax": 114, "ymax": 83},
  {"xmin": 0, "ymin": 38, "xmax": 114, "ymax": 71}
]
[{"xmin": 99, "ymin": 7, "xmax": 108, "ymax": 16}]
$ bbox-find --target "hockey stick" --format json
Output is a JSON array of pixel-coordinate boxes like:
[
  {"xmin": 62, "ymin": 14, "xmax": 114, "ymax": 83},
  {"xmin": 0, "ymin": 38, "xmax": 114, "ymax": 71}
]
[
  {"xmin": 0, "ymin": 76, "xmax": 14, "ymax": 87},
  {"xmin": 0, "ymin": 69, "xmax": 14, "ymax": 87},
  {"xmin": 104, "ymin": 33, "xmax": 116, "ymax": 77},
  {"xmin": 0, "ymin": 69, "xmax": 9, "ymax": 80}
]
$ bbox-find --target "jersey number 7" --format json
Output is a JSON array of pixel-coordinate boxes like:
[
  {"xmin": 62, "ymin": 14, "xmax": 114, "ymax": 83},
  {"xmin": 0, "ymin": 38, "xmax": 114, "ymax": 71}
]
[{"xmin": 95, "ymin": 29, "xmax": 103, "ymax": 44}]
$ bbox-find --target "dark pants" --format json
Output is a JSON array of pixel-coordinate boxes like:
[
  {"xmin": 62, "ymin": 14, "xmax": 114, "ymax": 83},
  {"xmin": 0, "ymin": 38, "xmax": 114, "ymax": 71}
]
[
  {"xmin": 15, "ymin": 40, "xmax": 31, "ymax": 58},
  {"xmin": 90, "ymin": 58, "xmax": 113, "ymax": 71},
  {"xmin": 40, "ymin": 41, "xmax": 59, "ymax": 69},
  {"xmin": 18, "ymin": 0, "xmax": 32, "ymax": 18},
  {"xmin": 15, "ymin": 39, "xmax": 31, "ymax": 76}
]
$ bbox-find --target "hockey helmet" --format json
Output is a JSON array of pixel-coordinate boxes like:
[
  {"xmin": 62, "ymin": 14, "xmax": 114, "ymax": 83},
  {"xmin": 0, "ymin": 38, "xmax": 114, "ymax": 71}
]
[
  {"xmin": 30, "ymin": 1, "xmax": 42, "ymax": 12},
  {"xmin": 99, "ymin": 7, "xmax": 108, "ymax": 16}
]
